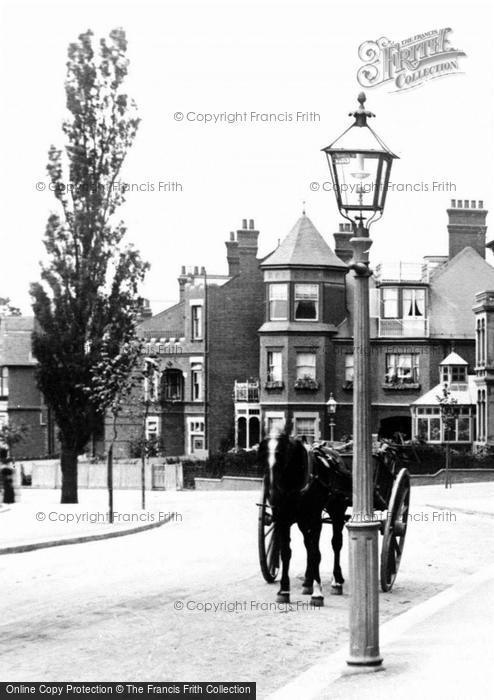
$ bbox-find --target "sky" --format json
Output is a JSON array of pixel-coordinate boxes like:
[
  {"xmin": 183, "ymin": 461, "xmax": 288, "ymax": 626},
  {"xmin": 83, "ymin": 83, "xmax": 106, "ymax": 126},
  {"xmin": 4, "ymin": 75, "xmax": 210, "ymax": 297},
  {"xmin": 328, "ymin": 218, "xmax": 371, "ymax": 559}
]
[{"xmin": 1, "ymin": 0, "xmax": 493, "ymax": 314}]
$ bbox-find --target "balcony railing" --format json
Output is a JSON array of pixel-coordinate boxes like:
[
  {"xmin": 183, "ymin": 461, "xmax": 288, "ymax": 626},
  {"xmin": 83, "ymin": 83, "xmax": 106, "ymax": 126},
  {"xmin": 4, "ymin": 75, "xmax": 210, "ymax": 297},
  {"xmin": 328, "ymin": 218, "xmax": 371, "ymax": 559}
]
[
  {"xmin": 375, "ymin": 262, "xmax": 430, "ymax": 284},
  {"xmin": 378, "ymin": 318, "xmax": 429, "ymax": 337},
  {"xmin": 234, "ymin": 380, "xmax": 259, "ymax": 402}
]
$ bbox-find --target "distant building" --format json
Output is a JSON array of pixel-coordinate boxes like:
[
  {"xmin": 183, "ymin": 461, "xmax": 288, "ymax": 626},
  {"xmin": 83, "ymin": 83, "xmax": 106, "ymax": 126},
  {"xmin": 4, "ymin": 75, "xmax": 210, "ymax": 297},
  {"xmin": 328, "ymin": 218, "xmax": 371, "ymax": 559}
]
[
  {"xmin": 0, "ymin": 316, "xmax": 56, "ymax": 459},
  {"xmin": 110, "ymin": 199, "xmax": 493, "ymax": 457}
]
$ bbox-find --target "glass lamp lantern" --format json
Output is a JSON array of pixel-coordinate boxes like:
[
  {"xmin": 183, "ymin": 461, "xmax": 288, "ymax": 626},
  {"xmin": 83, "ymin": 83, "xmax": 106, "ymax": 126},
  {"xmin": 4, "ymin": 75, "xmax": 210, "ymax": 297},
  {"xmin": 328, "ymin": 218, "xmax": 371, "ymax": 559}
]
[
  {"xmin": 323, "ymin": 92, "xmax": 398, "ymax": 226},
  {"xmin": 326, "ymin": 392, "xmax": 337, "ymax": 414}
]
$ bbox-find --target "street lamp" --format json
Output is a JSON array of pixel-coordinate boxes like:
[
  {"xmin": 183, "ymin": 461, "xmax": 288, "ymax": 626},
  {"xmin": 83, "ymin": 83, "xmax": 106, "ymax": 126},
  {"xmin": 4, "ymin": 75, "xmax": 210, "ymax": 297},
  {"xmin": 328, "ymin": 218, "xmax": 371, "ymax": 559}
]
[
  {"xmin": 326, "ymin": 393, "xmax": 337, "ymax": 442},
  {"xmin": 323, "ymin": 92, "xmax": 398, "ymax": 667}
]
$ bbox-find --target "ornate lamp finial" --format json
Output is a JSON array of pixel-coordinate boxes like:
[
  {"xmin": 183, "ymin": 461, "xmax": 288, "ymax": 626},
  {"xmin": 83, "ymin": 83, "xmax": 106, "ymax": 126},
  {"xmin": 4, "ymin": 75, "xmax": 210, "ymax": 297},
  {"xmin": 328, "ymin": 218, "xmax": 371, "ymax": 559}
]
[{"xmin": 350, "ymin": 92, "xmax": 375, "ymax": 126}]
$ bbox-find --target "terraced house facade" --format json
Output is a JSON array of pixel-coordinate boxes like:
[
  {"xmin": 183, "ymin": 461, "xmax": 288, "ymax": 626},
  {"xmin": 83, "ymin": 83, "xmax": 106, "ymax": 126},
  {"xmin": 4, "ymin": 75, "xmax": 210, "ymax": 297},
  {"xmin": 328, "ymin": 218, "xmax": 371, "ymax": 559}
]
[{"xmin": 112, "ymin": 199, "xmax": 492, "ymax": 457}]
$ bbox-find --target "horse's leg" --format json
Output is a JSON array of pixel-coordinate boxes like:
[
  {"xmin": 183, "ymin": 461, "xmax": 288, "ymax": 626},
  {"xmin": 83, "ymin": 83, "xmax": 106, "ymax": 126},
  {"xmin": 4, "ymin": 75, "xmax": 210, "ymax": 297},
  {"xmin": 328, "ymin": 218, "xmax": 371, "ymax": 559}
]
[
  {"xmin": 276, "ymin": 521, "xmax": 291, "ymax": 603},
  {"xmin": 300, "ymin": 521, "xmax": 313, "ymax": 595},
  {"xmin": 300, "ymin": 519, "xmax": 324, "ymax": 606},
  {"xmin": 330, "ymin": 503, "xmax": 346, "ymax": 595}
]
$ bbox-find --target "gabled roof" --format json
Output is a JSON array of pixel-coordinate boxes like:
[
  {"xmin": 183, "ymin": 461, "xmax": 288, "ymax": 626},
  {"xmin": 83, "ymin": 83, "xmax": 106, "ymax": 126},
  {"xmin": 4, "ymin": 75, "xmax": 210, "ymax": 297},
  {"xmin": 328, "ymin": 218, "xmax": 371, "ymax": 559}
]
[
  {"xmin": 261, "ymin": 215, "xmax": 347, "ymax": 268},
  {"xmin": 440, "ymin": 352, "xmax": 468, "ymax": 366},
  {"xmin": 429, "ymin": 246, "xmax": 494, "ymax": 338}
]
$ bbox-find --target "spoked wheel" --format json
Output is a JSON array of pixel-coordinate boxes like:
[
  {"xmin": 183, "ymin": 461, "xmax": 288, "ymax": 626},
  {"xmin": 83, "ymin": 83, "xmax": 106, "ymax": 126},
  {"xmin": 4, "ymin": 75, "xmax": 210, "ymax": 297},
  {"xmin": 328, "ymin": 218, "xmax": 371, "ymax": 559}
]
[
  {"xmin": 258, "ymin": 482, "xmax": 279, "ymax": 583},
  {"xmin": 380, "ymin": 468, "xmax": 410, "ymax": 592}
]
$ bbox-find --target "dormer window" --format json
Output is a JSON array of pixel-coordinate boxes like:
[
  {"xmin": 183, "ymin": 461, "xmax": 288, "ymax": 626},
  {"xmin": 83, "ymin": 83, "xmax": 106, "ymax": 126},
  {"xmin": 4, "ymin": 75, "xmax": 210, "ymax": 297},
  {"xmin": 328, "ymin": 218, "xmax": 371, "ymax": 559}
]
[
  {"xmin": 294, "ymin": 284, "xmax": 318, "ymax": 321},
  {"xmin": 441, "ymin": 366, "xmax": 466, "ymax": 384},
  {"xmin": 439, "ymin": 353, "xmax": 468, "ymax": 385},
  {"xmin": 268, "ymin": 284, "xmax": 288, "ymax": 321}
]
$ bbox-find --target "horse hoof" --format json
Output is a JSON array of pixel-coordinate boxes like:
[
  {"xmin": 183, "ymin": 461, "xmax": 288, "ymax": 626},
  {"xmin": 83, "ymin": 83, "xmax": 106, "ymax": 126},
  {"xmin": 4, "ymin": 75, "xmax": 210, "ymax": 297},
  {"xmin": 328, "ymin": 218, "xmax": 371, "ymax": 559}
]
[
  {"xmin": 302, "ymin": 585, "xmax": 313, "ymax": 595},
  {"xmin": 310, "ymin": 596, "xmax": 324, "ymax": 607},
  {"xmin": 331, "ymin": 584, "xmax": 343, "ymax": 596},
  {"xmin": 276, "ymin": 592, "xmax": 290, "ymax": 604}
]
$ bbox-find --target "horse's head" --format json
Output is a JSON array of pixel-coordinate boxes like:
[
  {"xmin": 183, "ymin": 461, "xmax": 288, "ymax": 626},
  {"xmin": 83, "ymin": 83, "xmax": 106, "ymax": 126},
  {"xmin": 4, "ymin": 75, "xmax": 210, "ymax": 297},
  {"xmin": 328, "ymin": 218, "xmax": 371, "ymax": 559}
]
[{"xmin": 258, "ymin": 433, "xmax": 308, "ymax": 504}]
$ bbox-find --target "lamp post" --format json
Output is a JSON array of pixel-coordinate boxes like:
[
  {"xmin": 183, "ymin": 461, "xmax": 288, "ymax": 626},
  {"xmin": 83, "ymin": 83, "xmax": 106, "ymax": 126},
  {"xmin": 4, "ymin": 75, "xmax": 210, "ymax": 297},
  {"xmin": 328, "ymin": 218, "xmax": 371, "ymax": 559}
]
[
  {"xmin": 323, "ymin": 92, "xmax": 398, "ymax": 667},
  {"xmin": 327, "ymin": 393, "xmax": 337, "ymax": 442}
]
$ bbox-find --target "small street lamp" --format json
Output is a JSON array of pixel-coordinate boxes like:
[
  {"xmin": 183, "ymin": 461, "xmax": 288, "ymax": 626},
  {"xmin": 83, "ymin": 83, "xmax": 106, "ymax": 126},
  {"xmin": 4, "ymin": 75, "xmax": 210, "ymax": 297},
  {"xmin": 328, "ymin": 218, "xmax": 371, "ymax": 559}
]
[
  {"xmin": 323, "ymin": 92, "xmax": 398, "ymax": 667},
  {"xmin": 326, "ymin": 393, "xmax": 337, "ymax": 442}
]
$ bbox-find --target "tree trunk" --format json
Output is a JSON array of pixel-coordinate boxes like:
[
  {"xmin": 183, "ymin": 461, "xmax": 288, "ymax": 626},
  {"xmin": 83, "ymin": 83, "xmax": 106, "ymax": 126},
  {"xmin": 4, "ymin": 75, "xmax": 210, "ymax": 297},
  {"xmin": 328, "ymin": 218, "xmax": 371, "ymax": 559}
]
[
  {"xmin": 108, "ymin": 444, "xmax": 114, "ymax": 523},
  {"xmin": 61, "ymin": 444, "xmax": 78, "ymax": 503}
]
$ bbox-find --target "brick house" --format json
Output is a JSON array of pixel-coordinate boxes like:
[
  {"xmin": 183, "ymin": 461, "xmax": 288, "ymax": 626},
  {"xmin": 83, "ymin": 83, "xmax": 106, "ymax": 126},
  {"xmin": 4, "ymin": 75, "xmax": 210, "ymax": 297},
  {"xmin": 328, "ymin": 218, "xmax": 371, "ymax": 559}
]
[
  {"xmin": 0, "ymin": 315, "xmax": 56, "ymax": 459},
  {"xmin": 109, "ymin": 219, "xmax": 265, "ymax": 458},
  {"xmin": 110, "ymin": 198, "xmax": 493, "ymax": 457}
]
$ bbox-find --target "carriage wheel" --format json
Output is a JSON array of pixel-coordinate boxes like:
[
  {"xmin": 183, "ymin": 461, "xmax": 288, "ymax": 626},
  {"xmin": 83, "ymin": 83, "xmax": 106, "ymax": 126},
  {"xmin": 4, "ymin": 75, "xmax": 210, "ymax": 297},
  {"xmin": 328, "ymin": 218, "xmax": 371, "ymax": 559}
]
[
  {"xmin": 380, "ymin": 468, "xmax": 410, "ymax": 592},
  {"xmin": 258, "ymin": 483, "xmax": 279, "ymax": 583}
]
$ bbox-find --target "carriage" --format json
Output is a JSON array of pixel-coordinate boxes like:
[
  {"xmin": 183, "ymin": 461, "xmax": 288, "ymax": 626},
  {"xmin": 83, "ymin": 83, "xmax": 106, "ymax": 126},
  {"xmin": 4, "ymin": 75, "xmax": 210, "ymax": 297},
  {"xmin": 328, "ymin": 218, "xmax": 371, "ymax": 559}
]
[{"xmin": 258, "ymin": 440, "xmax": 411, "ymax": 593}]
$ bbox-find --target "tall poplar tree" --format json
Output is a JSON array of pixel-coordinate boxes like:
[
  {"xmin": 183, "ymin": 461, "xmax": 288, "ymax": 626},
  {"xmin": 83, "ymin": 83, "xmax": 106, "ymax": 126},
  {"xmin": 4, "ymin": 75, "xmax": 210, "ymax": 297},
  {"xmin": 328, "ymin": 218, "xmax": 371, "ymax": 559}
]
[{"xmin": 31, "ymin": 29, "xmax": 149, "ymax": 503}]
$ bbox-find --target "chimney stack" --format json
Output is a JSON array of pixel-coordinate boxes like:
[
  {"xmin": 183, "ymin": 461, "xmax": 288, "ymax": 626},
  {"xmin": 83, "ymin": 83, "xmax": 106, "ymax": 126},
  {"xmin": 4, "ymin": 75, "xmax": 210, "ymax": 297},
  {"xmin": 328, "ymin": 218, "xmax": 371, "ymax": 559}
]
[
  {"xmin": 333, "ymin": 222, "xmax": 353, "ymax": 263},
  {"xmin": 225, "ymin": 231, "xmax": 240, "ymax": 277},
  {"xmin": 236, "ymin": 218, "xmax": 259, "ymax": 273},
  {"xmin": 447, "ymin": 199, "xmax": 488, "ymax": 260}
]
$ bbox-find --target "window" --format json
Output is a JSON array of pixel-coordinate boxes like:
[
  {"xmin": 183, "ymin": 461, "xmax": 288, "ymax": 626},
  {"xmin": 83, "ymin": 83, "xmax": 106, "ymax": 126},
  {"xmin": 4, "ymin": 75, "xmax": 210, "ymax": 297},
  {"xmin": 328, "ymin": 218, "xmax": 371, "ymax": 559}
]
[
  {"xmin": 294, "ymin": 416, "xmax": 317, "ymax": 443},
  {"xmin": 191, "ymin": 363, "xmax": 203, "ymax": 401},
  {"xmin": 385, "ymin": 354, "xmax": 419, "ymax": 384},
  {"xmin": 382, "ymin": 288, "xmax": 399, "ymax": 318},
  {"xmin": 0, "ymin": 367, "xmax": 8, "ymax": 398},
  {"xmin": 266, "ymin": 414, "xmax": 285, "ymax": 437},
  {"xmin": 188, "ymin": 418, "xmax": 205, "ymax": 453},
  {"xmin": 294, "ymin": 284, "xmax": 318, "ymax": 321},
  {"xmin": 416, "ymin": 408, "xmax": 441, "ymax": 442},
  {"xmin": 191, "ymin": 305, "xmax": 203, "ymax": 340},
  {"xmin": 269, "ymin": 284, "xmax": 288, "ymax": 321},
  {"xmin": 345, "ymin": 354, "xmax": 354, "ymax": 382},
  {"xmin": 416, "ymin": 406, "xmax": 472, "ymax": 442},
  {"xmin": 296, "ymin": 352, "xmax": 316, "ymax": 381},
  {"xmin": 442, "ymin": 366, "xmax": 466, "ymax": 383},
  {"xmin": 267, "ymin": 351, "xmax": 282, "ymax": 382},
  {"xmin": 162, "ymin": 370, "xmax": 183, "ymax": 401},
  {"xmin": 403, "ymin": 289, "xmax": 425, "ymax": 318}
]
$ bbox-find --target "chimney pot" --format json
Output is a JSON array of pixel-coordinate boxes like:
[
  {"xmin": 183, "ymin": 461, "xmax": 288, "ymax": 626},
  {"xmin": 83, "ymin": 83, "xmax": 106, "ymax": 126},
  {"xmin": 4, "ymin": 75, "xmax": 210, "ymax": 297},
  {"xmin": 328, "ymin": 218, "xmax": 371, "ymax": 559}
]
[
  {"xmin": 458, "ymin": 199, "xmax": 463, "ymax": 208},
  {"xmin": 242, "ymin": 219, "xmax": 247, "ymax": 229},
  {"xmin": 479, "ymin": 200, "xmax": 484, "ymax": 208},
  {"xmin": 471, "ymin": 200, "xmax": 476, "ymax": 209},
  {"xmin": 181, "ymin": 265, "xmax": 186, "ymax": 275},
  {"xmin": 451, "ymin": 199, "xmax": 456, "ymax": 208},
  {"xmin": 339, "ymin": 223, "xmax": 345, "ymax": 232},
  {"xmin": 230, "ymin": 231, "xmax": 235, "ymax": 241},
  {"xmin": 194, "ymin": 266, "xmax": 199, "ymax": 275},
  {"xmin": 249, "ymin": 219, "xmax": 254, "ymax": 230},
  {"xmin": 465, "ymin": 200, "xmax": 470, "ymax": 208}
]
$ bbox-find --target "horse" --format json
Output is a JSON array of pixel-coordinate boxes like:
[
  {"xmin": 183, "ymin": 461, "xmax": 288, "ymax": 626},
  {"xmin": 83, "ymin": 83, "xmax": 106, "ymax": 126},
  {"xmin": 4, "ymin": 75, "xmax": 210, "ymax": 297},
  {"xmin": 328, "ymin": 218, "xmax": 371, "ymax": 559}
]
[{"xmin": 257, "ymin": 433, "xmax": 352, "ymax": 607}]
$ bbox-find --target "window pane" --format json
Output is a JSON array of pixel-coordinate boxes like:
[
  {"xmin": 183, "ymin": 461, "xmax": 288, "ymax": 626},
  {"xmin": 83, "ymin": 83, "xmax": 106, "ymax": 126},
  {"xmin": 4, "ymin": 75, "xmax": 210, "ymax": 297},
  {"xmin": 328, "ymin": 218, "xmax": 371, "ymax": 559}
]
[
  {"xmin": 267, "ymin": 417, "xmax": 284, "ymax": 437},
  {"xmin": 296, "ymin": 352, "xmax": 316, "ymax": 380},
  {"xmin": 417, "ymin": 418, "xmax": 428, "ymax": 440},
  {"xmin": 382, "ymin": 288, "xmax": 398, "ymax": 318},
  {"xmin": 458, "ymin": 416, "xmax": 470, "ymax": 441},
  {"xmin": 294, "ymin": 417, "xmax": 316, "ymax": 442},
  {"xmin": 267, "ymin": 351, "xmax": 282, "ymax": 382},
  {"xmin": 294, "ymin": 284, "xmax": 318, "ymax": 320},
  {"xmin": 269, "ymin": 284, "xmax": 288, "ymax": 320},
  {"xmin": 430, "ymin": 418, "xmax": 441, "ymax": 441},
  {"xmin": 345, "ymin": 354, "xmax": 354, "ymax": 382}
]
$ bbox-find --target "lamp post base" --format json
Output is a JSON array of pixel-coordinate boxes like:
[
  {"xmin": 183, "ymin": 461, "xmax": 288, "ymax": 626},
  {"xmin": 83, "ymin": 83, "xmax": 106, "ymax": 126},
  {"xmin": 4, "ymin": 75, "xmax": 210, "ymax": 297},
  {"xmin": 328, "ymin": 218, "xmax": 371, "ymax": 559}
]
[{"xmin": 346, "ymin": 520, "xmax": 382, "ymax": 667}]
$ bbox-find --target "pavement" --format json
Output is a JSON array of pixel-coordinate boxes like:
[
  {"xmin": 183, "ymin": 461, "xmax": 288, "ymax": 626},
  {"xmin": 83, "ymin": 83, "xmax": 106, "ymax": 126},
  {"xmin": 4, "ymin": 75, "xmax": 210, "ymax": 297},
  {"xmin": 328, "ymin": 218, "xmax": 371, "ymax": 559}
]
[
  {"xmin": 1, "ymin": 482, "xmax": 494, "ymax": 697},
  {"xmin": 269, "ymin": 482, "xmax": 494, "ymax": 700},
  {"xmin": 0, "ymin": 487, "xmax": 183, "ymax": 553}
]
